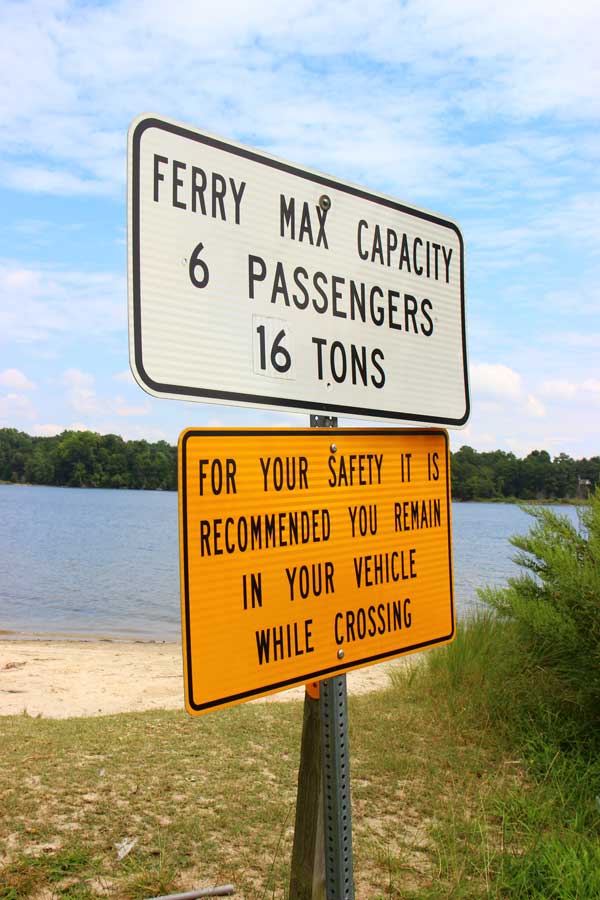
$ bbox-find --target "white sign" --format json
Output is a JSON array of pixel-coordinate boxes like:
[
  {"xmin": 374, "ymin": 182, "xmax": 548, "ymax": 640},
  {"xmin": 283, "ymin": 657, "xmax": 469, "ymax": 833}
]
[{"xmin": 128, "ymin": 114, "xmax": 469, "ymax": 425}]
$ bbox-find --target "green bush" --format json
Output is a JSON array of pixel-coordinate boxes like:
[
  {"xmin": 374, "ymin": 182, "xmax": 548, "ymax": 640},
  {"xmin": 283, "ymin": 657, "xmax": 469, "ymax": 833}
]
[
  {"xmin": 479, "ymin": 489, "xmax": 600, "ymax": 748},
  {"xmin": 409, "ymin": 493, "xmax": 600, "ymax": 897}
]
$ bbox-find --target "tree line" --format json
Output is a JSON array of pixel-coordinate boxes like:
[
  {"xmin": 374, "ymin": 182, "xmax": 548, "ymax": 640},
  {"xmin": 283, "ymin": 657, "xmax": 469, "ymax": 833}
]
[
  {"xmin": 451, "ymin": 445, "xmax": 598, "ymax": 501},
  {"xmin": 0, "ymin": 427, "xmax": 598, "ymax": 500},
  {"xmin": 0, "ymin": 428, "xmax": 177, "ymax": 491}
]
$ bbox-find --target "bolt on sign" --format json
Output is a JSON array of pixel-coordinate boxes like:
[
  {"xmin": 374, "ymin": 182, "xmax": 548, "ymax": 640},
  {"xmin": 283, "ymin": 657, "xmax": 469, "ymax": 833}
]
[
  {"xmin": 128, "ymin": 114, "xmax": 469, "ymax": 425},
  {"xmin": 179, "ymin": 427, "xmax": 455, "ymax": 715}
]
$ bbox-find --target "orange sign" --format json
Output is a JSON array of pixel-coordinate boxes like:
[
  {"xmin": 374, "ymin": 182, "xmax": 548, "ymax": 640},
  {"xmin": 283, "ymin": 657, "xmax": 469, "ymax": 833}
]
[{"xmin": 178, "ymin": 428, "xmax": 455, "ymax": 715}]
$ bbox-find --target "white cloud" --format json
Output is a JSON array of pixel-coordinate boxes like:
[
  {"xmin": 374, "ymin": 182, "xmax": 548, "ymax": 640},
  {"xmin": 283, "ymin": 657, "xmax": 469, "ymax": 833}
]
[
  {"xmin": 0, "ymin": 0, "xmax": 597, "ymax": 202},
  {"xmin": 67, "ymin": 422, "xmax": 96, "ymax": 433},
  {"xmin": 470, "ymin": 362, "xmax": 548, "ymax": 432},
  {"xmin": 541, "ymin": 379, "xmax": 577, "ymax": 401},
  {"xmin": 62, "ymin": 370, "xmax": 153, "ymax": 419},
  {"xmin": 467, "ymin": 193, "xmax": 600, "ymax": 287},
  {"xmin": 63, "ymin": 369, "xmax": 95, "ymax": 388},
  {"xmin": 0, "ymin": 392, "xmax": 37, "ymax": 420},
  {"xmin": 113, "ymin": 395, "xmax": 151, "ymax": 417},
  {"xmin": 32, "ymin": 423, "xmax": 65, "ymax": 437},
  {"xmin": 563, "ymin": 333, "xmax": 600, "ymax": 349},
  {"xmin": 582, "ymin": 379, "xmax": 600, "ymax": 394},
  {"xmin": 471, "ymin": 362, "xmax": 522, "ymax": 400},
  {"xmin": 526, "ymin": 394, "xmax": 546, "ymax": 418},
  {"xmin": 0, "ymin": 368, "xmax": 36, "ymax": 390},
  {"xmin": 453, "ymin": 425, "xmax": 499, "ymax": 450},
  {"xmin": 541, "ymin": 378, "xmax": 600, "ymax": 406},
  {"xmin": 94, "ymin": 422, "xmax": 168, "ymax": 442},
  {"xmin": 0, "ymin": 165, "xmax": 110, "ymax": 196},
  {"xmin": 113, "ymin": 370, "xmax": 135, "ymax": 383},
  {"xmin": 0, "ymin": 260, "xmax": 124, "ymax": 344},
  {"xmin": 63, "ymin": 368, "xmax": 102, "ymax": 415},
  {"xmin": 2, "ymin": 269, "xmax": 42, "ymax": 292},
  {"xmin": 504, "ymin": 436, "xmax": 548, "ymax": 457}
]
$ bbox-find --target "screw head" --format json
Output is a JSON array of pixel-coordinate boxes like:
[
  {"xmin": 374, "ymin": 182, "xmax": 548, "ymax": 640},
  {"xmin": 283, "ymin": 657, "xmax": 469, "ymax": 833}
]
[
  {"xmin": 337, "ymin": 649, "xmax": 344, "ymax": 659},
  {"xmin": 330, "ymin": 443, "xmax": 337, "ymax": 453},
  {"xmin": 319, "ymin": 194, "xmax": 331, "ymax": 211}
]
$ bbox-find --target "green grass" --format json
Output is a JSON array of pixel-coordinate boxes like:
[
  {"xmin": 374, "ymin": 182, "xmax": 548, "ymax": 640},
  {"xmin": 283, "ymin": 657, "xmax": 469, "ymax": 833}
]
[
  {"xmin": 404, "ymin": 612, "xmax": 600, "ymax": 899},
  {"xmin": 1, "ymin": 614, "xmax": 598, "ymax": 898},
  {"xmin": 0, "ymin": 702, "xmax": 305, "ymax": 899},
  {"xmin": 0, "ymin": 684, "xmax": 524, "ymax": 898},
  {"xmin": 0, "ymin": 658, "xmax": 518, "ymax": 900}
]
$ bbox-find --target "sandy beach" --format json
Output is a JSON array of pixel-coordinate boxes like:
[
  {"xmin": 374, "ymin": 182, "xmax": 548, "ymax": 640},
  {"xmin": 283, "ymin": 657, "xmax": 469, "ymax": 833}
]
[{"xmin": 0, "ymin": 638, "xmax": 406, "ymax": 718}]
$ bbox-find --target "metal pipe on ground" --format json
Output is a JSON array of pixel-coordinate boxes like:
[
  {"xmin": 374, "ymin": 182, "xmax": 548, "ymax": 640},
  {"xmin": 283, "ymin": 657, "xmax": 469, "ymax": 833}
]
[{"xmin": 145, "ymin": 886, "xmax": 234, "ymax": 900}]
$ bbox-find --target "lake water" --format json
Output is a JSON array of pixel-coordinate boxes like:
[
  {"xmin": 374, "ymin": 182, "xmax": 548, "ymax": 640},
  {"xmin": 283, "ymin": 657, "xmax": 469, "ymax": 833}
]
[{"xmin": 0, "ymin": 485, "xmax": 580, "ymax": 641}]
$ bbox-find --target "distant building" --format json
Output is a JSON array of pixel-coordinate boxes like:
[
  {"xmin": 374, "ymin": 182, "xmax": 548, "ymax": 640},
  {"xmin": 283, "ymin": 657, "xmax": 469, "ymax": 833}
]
[{"xmin": 577, "ymin": 476, "xmax": 592, "ymax": 499}]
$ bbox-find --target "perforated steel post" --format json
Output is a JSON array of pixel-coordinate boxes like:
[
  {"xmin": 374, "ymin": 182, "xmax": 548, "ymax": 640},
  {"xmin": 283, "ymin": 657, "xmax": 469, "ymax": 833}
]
[
  {"xmin": 320, "ymin": 676, "xmax": 354, "ymax": 900},
  {"xmin": 309, "ymin": 414, "xmax": 355, "ymax": 900}
]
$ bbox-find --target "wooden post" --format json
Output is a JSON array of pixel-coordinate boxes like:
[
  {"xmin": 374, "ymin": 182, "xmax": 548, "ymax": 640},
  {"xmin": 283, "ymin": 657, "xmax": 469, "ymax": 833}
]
[{"xmin": 289, "ymin": 686, "xmax": 326, "ymax": 900}]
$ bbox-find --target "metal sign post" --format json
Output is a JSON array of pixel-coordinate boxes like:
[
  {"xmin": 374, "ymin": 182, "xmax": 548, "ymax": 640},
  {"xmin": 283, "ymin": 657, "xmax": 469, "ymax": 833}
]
[
  {"xmin": 311, "ymin": 415, "xmax": 355, "ymax": 900},
  {"xmin": 126, "ymin": 112, "xmax": 466, "ymax": 900},
  {"xmin": 320, "ymin": 676, "xmax": 354, "ymax": 900}
]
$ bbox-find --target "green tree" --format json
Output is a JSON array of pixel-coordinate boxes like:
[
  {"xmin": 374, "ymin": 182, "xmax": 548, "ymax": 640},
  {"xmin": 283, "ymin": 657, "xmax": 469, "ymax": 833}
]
[
  {"xmin": 551, "ymin": 452, "xmax": 577, "ymax": 499},
  {"xmin": 54, "ymin": 431, "xmax": 101, "ymax": 486},
  {"xmin": 0, "ymin": 428, "xmax": 33, "ymax": 481},
  {"xmin": 450, "ymin": 445, "xmax": 479, "ymax": 499},
  {"xmin": 25, "ymin": 445, "xmax": 56, "ymax": 484},
  {"xmin": 480, "ymin": 490, "xmax": 600, "ymax": 741},
  {"xmin": 521, "ymin": 449, "xmax": 552, "ymax": 499}
]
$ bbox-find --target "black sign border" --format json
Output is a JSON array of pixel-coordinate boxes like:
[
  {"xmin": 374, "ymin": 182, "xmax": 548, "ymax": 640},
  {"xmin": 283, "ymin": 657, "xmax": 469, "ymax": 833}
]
[
  {"xmin": 180, "ymin": 427, "xmax": 455, "ymax": 713},
  {"xmin": 131, "ymin": 116, "xmax": 470, "ymax": 426}
]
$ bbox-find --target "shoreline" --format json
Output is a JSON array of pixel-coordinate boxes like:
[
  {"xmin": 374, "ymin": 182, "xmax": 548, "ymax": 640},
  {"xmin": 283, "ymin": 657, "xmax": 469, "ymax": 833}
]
[
  {"xmin": 2, "ymin": 482, "xmax": 587, "ymax": 505},
  {"xmin": 0, "ymin": 637, "xmax": 409, "ymax": 719},
  {"xmin": 0, "ymin": 628, "xmax": 177, "ymax": 643}
]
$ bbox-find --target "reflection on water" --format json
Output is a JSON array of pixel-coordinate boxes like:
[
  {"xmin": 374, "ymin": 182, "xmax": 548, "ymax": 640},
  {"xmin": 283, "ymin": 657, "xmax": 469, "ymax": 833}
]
[{"xmin": 0, "ymin": 485, "xmax": 579, "ymax": 639}]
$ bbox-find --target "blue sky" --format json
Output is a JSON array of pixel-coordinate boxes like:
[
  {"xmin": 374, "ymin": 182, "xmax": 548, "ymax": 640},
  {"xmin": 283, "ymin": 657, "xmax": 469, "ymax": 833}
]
[{"xmin": 1, "ymin": 0, "xmax": 599, "ymax": 458}]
